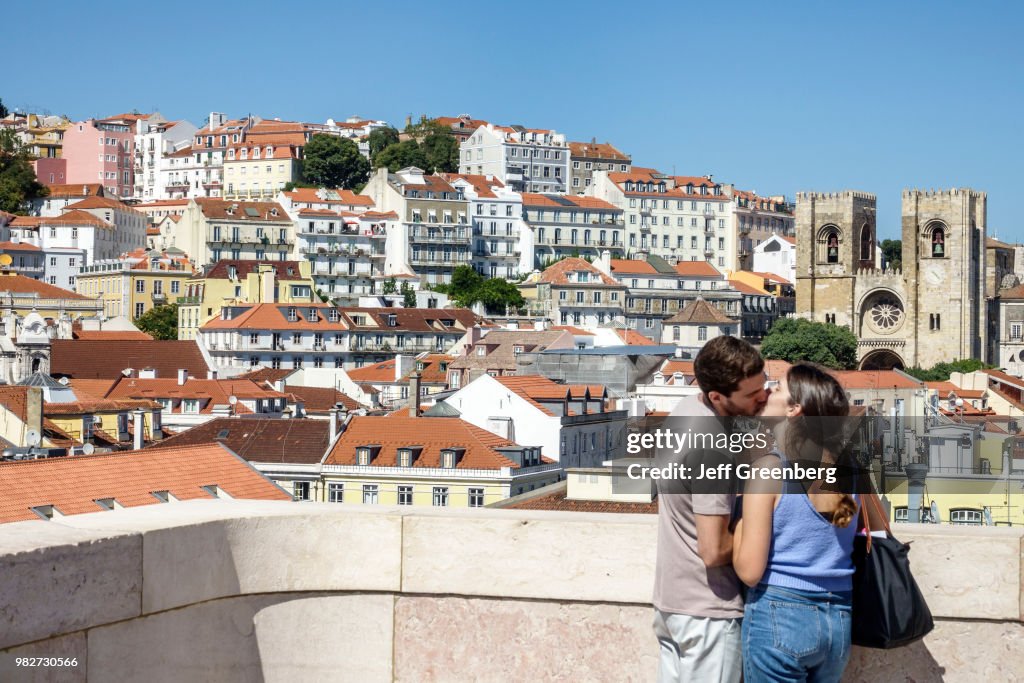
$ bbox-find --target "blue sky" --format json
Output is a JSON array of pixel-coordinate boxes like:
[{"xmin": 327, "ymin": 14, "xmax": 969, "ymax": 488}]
[{"xmin": 5, "ymin": 0, "xmax": 1021, "ymax": 239}]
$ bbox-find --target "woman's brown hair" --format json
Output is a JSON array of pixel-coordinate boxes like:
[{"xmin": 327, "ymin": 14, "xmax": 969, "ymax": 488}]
[{"xmin": 784, "ymin": 362, "xmax": 857, "ymax": 528}]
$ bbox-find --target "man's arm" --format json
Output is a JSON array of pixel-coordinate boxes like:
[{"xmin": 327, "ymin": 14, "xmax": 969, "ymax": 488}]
[{"xmin": 695, "ymin": 513, "xmax": 733, "ymax": 567}]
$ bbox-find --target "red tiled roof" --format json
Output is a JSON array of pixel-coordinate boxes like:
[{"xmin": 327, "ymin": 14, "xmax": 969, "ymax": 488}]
[
  {"xmin": 0, "ymin": 241, "xmax": 41, "ymax": 252},
  {"xmin": 283, "ymin": 188, "xmax": 374, "ymax": 207},
  {"xmin": 194, "ymin": 199, "xmax": 291, "ymax": 222},
  {"xmin": 751, "ymin": 271, "xmax": 793, "ymax": 286},
  {"xmin": 610, "ymin": 259, "xmax": 657, "ymax": 275},
  {"xmin": 0, "ymin": 385, "xmax": 30, "ymax": 421},
  {"xmin": 66, "ymin": 379, "xmax": 118, "ymax": 400},
  {"xmin": 148, "ymin": 418, "xmax": 330, "ymax": 464},
  {"xmin": 348, "ymin": 359, "xmax": 398, "ymax": 383},
  {"xmin": 65, "ymin": 196, "xmax": 143, "ymax": 215},
  {"xmin": 0, "ymin": 273, "xmax": 91, "ymax": 299},
  {"xmin": 537, "ymin": 257, "xmax": 622, "ymax": 286},
  {"xmin": 550, "ymin": 326, "xmax": 594, "ymax": 336},
  {"xmin": 72, "ymin": 329, "xmax": 152, "ymax": 341},
  {"xmin": 324, "ymin": 415, "xmax": 522, "ymax": 469},
  {"xmin": 235, "ymin": 368, "xmax": 295, "ymax": 384},
  {"xmin": 729, "ymin": 279, "xmax": 769, "ymax": 296},
  {"xmin": 43, "ymin": 183, "xmax": 104, "ymax": 199},
  {"xmin": 664, "ymin": 298, "xmax": 736, "ymax": 325},
  {"xmin": 615, "ymin": 328, "xmax": 657, "ymax": 346},
  {"xmin": 520, "ymin": 193, "xmax": 620, "ymax": 211},
  {"xmin": 287, "ymin": 385, "xmax": 361, "ymax": 412},
  {"xmin": 12, "ymin": 211, "xmax": 113, "ymax": 230},
  {"xmin": 568, "ymin": 141, "xmax": 630, "ymax": 161},
  {"xmin": 51, "ymin": 340, "xmax": 210, "ymax": 379},
  {"xmin": 0, "ymin": 444, "xmax": 290, "ymax": 523},
  {"xmin": 205, "ymin": 260, "xmax": 308, "ymax": 282},
  {"xmin": 438, "ymin": 173, "xmax": 505, "ymax": 199},
  {"xmin": 105, "ymin": 377, "xmax": 286, "ymax": 410},
  {"xmin": 506, "ymin": 485, "xmax": 656, "ymax": 514},
  {"xmin": 493, "ymin": 376, "xmax": 607, "ymax": 416},
  {"xmin": 674, "ymin": 261, "xmax": 723, "ymax": 277},
  {"xmin": 832, "ymin": 371, "xmax": 923, "ymax": 390}
]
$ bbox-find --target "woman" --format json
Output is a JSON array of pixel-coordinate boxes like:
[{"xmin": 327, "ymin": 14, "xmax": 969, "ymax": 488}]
[{"xmin": 732, "ymin": 363, "xmax": 878, "ymax": 682}]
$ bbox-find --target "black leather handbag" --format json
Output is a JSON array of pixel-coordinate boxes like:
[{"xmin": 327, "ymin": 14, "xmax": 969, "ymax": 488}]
[{"xmin": 851, "ymin": 494, "xmax": 935, "ymax": 649}]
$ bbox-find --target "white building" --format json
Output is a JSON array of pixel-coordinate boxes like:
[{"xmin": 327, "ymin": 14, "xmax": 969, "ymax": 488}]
[
  {"xmin": 174, "ymin": 198, "xmax": 294, "ymax": 265},
  {"xmin": 752, "ymin": 233, "xmax": 797, "ymax": 285},
  {"xmin": 730, "ymin": 190, "xmax": 795, "ymax": 271},
  {"xmin": 518, "ymin": 256, "xmax": 628, "ymax": 328},
  {"xmin": 459, "ymin": 124, "xmax": 569, "ymax": 194},
  {"xmin": 659, "ymin": 297, "xmax": 741, "ymax": 349},
  {"xmin": 135, "ymin": 118, "xmax": 199, "ymax": 201},
  {"xmin": 443, "ymin": 174, "xmax": 532, "ymax": 278},
  {"xmin": 588, "ymin": 168, "xmax": 734, "ymax": 269},
  {"xmin": 442, "ymin": 374, "xmax": 628, "ymax": 468}
]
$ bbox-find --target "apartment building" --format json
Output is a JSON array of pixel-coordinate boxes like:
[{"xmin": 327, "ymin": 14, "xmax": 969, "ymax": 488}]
[
  {"xmin": 752, "ymin": 233, "xmax": 796, "ymax": 284},
  {"xmin": 362, "ymin": 167, "xmax": 471, "ymax": 285},
  {"xmin": 28, "ymin": 183, "xmax": 104, "ymax": 217},
  {"xmin": 568, "ymin": 140, "xmax": 631, "ymax": 193},
  {"xmin": 459, "ymin": 124, "xmax": 569, "ymax": 194},
  {"xmin": 134, "ymin": 118, "xmax": 198, "ymax": 201},
  {"xmin": 588, "ymin": 168, "xmax": 733, "ymax": 268},
  {"xmin": 223, "ymin": 120, "xmax": 309, "ymax": 201},
  {"xmin": 524, "ymin": 194, "xmax": 624, "ymax": 267},
  {"xmin": 435, "ymin": 115, "xmax": 490, "ymax": 143},
  {"xmin": 61, "ymin": 114, "xmax": 151, "ymax": 199},
  {"xmin": 519, "ymin": 257, "xmax": 627, "ymax": 328},
  {"xmin": 177, "ymin": 260, "xmax": 315, "ymax": 340},
  {"xmin": 319, "ymin": 413, "xmax": 561, "ymax": 506},
  {"xmin": 441, "ymin": 173, "xmax": 531, "ymax": 278},
  {"xmin": 175, "ymin": 198, "xmax": 294, "ymax": 265},
  {"xmin": 446, "ymin": 328, "xmax": 574, "ymax": 390},
  {"xmin": 199, "ymin": 303, "xmax": 477, "ymax": 372},
  {"xmin": 75, "ymin": 249, "xmax": 194, "ymax": 320},
  {"xmin": 660, "ymin": 298, "xmax": 740, "ymax": 349}
]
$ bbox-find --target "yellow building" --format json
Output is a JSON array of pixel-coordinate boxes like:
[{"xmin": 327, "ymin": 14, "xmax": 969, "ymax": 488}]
[
  {"xmin": 177, "ymin": 259, "xmax": 316, "ymax": 340},
  {"xmin": 24, "ymin": 114, "xmax": 72, "ymax": 159},
  {"xmin": 316, "ymin": 414, "xmax": 562, "ymax": 507},
  {"xmin": 75, "ymin": 249, "xmax": 194, "ymax": 320},
  {"xmin": 222, "ymin": 123, "xmax": 306, "ymax": 201}
]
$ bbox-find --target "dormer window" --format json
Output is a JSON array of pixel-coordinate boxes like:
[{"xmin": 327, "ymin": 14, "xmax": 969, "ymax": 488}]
[
  {"xmin": 287, "ymin": 307, "xmax": 297, "ymax": 322},
  {"xmin": 397, "ymin": 447, "xmax": 421, "ymax": 467},
  {"xmin": 328, "ymin": 309, "xmax": 339, "ymax": 322},
  {"xmin": 357, "ymin": 447, "xmax": 372, "ymax": 466},
  {"xmin": 441, "ymin": 448, "xmax": 463, "ymax": 469},
  {"xmin": 439, "ymin": 362, "xmax": 448, "ymax": 372},
  {"xmin": 416, "ymin": 361, "xmax": 425, "ymax": 371},
  {"xmin": 513, "ymin": 345, "xmax": 524, "ymax": 355},
  {"xmin": 387, "ymin": 314, "xmax": 397, "ymax": 327},
  {"xmin": 309, "ymin": 309, "xmax": 319, "ymax": 322},
  {"xmin": 476, "ymin": 345, "xmax": 486, "ymax": 357}
]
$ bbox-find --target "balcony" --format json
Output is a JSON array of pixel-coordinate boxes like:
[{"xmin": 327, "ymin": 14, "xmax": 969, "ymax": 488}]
[
  {"xmin": 3, "ymin": 500, "xmax": 1017, "ymax": 681},
  {"xmin": 410, "ymin": 254, "xmax": 472, "ymax": 267},
  {"xmin": 409, "ymin": 229, "xmax": 471, "ymax": 244}
]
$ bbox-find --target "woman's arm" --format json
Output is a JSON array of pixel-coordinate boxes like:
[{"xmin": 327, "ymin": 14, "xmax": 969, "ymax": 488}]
[{"xmin": 732, "ymin": 455, "xmax": 782, "ymax": 587}]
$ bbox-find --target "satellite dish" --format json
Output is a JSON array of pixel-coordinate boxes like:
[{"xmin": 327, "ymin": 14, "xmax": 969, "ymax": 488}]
[
  {"xmin": 930, "ymin": 501, "xmax": 940, "ymax": 524},
  {"xmin": 0, "ymin": 254, "xmax": 12, "ymax": 267},
  {"xmin": 25, "ymin": 429, "xmax": 41, "ymax": 447},
  {"xmin": 228, "ymin": 395, "xmax": 238, "ymax": 405},
  {"xmin": 82, "ymin": 443, "xmax": 95, "ymax": 456}
]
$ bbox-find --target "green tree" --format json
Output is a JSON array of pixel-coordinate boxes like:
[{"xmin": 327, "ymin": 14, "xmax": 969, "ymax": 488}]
[
  {"xmin": 400, "ymin": 281, "xmax": 417, "ymax": 308},
  {"xmin": 301, "ymin": 134, "xmax": 369, "ymax": 189},
  {"xmin": 447, "ymin": 265, "xmax": 485, "ymax": 306},
  {"xmin": 903, "ymin": 358, "xmax": 990, "ymax": 382},
  {"xmin": 0, "ymin": 99, "xmax": 8, "ymax": 118},
  {"xmin": 135, "ymin": 304, "xmax": 179, "ymax": 340},
  {"xmin": 467, "ymin": 278, "xmax": 525, "ymax": 314},
  {"xmin": 367, "ymin": 127, "xmax": 400, "ymax": 162},
  {"xmin": 881, "ymin": 239, "xmax": 902, "ymax": 271},
  {"xmin": 761, "ymin": 318, "xmax": 858, "ymax": 370},
  {"xmin": 420, "ymin": 129, "xmax": 459, "ymax": 173},
  {"xmin": 381, "ymin": 277, "xmax": 398, "ymax": 294},
  {"xmin": 373, "ymin": 140, "xmax": 429, "ymax": 172},
  {"xmin": 0, "ymin": 129, "xmax": 47, "ymax": 214}
]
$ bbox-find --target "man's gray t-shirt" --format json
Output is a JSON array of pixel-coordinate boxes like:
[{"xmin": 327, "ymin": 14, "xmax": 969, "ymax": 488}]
[{"xmin": 652, "ymin": 394, "xmax": 743, "ymax": 618}]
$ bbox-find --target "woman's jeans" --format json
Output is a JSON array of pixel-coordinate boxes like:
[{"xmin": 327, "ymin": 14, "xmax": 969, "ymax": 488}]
[{"xmin": 742, "ymin": 584, "xmax": 853, "ymax": 683}]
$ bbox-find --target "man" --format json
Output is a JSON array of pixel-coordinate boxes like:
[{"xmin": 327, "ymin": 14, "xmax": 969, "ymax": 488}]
[{"xmin": 653, "ymin": 336, "xmax": 769, "ymax": 682}]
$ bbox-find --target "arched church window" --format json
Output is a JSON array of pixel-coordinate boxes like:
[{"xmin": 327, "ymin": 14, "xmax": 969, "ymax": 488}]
[
  {"xmin": 931, "ymin": 227, "xmax": 945, "ymax": 257},
  {"xmin": 827, "ymin": 231, "xmax": 839, "ymax": 263},
  {"xmin": 860, "ymin": 225, "xmax": 872, "ymax": 261}
]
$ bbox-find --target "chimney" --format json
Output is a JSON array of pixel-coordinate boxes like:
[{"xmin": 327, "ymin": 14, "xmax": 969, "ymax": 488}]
[
  {"xmin": 207, "ymin": 369, "xmax": 218, "ymax": 380},
  {"xmin": 177, "ymin": 368, "xmax": 188, "ymax": 385},
  {"xmin": 25, "ymin": 386, "xmax": 42, "ymax": 446},
  {"xmin": 593, "ymin": 250, "xmax": 612, "ymax": 276},
  {"xmin": 329, "ymin": 407, "xmax": 339, "ymax": 442},
  {"xmin": 395, "ymin": 354, "xmax": 415, "ymax": 381},
  {"xmin": 408, "ymin": 372, "xmax": 422, "ymax": 417},
  {"xmin": 133, "ymin": 410, "xmax": 145, "ymax": 450},
  {"xmin": 262, "ymin": 265, "xmax": 276, "ymax": 302}
]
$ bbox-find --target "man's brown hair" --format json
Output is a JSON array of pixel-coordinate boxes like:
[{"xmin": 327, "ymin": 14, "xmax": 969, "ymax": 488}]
[{"xmin": 693, "ymin": 336, "xmax": 764, "ymax": 398}]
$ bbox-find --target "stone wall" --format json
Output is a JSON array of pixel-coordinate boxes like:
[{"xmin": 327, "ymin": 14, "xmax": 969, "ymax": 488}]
[{"xmin": 1, "ymin": 500, "xmax": 1022, "ymax": 682}]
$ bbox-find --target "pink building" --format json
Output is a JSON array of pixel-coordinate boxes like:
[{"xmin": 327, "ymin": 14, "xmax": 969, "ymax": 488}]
[
  {"xmin": 33, "ymin": 158, "xmax": 67, "ymax": 185},
  {"xmin": 62, "ymin": 117, "xmax": 138, "ymax": 199}
]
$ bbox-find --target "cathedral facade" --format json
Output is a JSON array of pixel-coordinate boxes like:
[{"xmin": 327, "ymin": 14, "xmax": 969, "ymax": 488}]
[{"xmin": 795, "ymin": 188, "xmax": 986, "ymax": 370}]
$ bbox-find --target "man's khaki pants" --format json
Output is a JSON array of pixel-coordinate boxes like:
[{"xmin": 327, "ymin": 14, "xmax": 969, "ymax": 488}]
[{"xmin": 653, "ymin": 609, "xmax": 742, "ymax": 683}]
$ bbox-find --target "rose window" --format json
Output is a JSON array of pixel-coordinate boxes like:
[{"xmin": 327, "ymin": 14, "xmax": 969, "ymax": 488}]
[{"xmin": 864, "ymin": 294, "xmax": 904, "ymax": 334}]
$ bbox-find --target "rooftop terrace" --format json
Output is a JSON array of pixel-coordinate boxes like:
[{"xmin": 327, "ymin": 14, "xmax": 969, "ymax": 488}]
[{"xmin": 1, "ymin": 501, "xmax": 1021, "ymax": 681}]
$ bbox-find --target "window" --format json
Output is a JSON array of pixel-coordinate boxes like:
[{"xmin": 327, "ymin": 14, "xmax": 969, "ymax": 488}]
[
  {"xmin": 930, "ymin": 313, "xmax": 942, "ymax": 331},
  {"xmin": 293, "ymin": 481, "xmax": 310, "ymax": 501},
  {"xmin": 826, "ymin": 229, "xmax": 840, "ymax": 263},
  {"xmin": 950, "ymin": 508, "xmax": 983, "ymax": 525},
  {"xmin": 432, "ymin": 486, "xmax": 449, "ymax": 507},
  {"xmin": 134, "ymin": 302, "xmax": 145, "ymax": 318},
  {"xmin": 398, "ymin": 485, "xmax": 413, "ymax": 506},
  {"xmin": 1012, "ymin": 323, "xmax": 1023, "ymax": 340},
  {"xmin": 469, "ymin": 488, "xmax": 485, "ymax": 508},
  {"xmin": 153, "ymin": 280, "xmax": 163, "ymax": 295},
  {"xmin": 328, "ymin": 483, "xmax": 344, "ymax": 503},
  {"xmin": 362, "ymin": 484, "xmax": 379, "ymax": 505},
  {"xmin": 183, "ymin": 399, "xmax": 200, "ymax": 413},
  {"xmin": 135, "ymin": 280, "xmax": 146, "ymax": 293},
  {"xmin": 698, "ymin": 326, "xmax": 708, "ymax": 341}
]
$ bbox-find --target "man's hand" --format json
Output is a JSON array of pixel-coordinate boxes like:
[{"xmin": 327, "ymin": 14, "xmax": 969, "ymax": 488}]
[{"xmin": 695, "ymin": 514, "xmax": 732, "ymax": 567}]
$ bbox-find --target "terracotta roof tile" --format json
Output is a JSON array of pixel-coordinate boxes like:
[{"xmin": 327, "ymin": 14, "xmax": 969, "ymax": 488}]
[
  {"xmin": 507, "ymin": 487, "xmax": 657, "ymax": 514},
  {"xmin": 729, "ymin": 279, "xmax": 770, "ymax": 295},
  {"xmin": 663, "ymin": 298, "xmax": 736, "ymax": 325},
  {"xmin": 205, "ymin": 260, "xmax": 308, "ymax": 281},
  {"xmin": 567, "ymin": 141, "xmax": 630, "ymax": 160},
  {"xmin": 324, "ymin": 415, "xmax": 523, "ymax": 469},
  {"xmin": 148, "ymin": 418, "xmax": 329, "ymax": 464},
  {"xmin": 282, "ymin": 188, "xmax": 374, "ymax": 207},
  {"xmin": 287, "ymin": 385, "xmax": 361, "ymax": 412},
  {"xmin": 72, "ymin": 329, "xmax": 153, "ymax": 340},
  {"xmin": 65, "ymin": 196, "xmax": 143, "ymax": 215},
  {"xmin": 615, "ymin": 329, "xmax": 657, "ymax": 345},
  {"xmin": 42, "ymin": 183, "xmax": 104, "ymax": 199},
  {"xmin": 832, "ymin": 371, "xmax": 923, "ymax": 390},
  {"xmin": 537, "ymin": 257, "xmax": 622, "ymax": 287},
  {"xmin": 520, "ymin": 193, "xmax": 620, "ymax": 211},
  {"xmin": 51, "ymin": 340, "xmax": 210, "ymax": 379},
  {"xmin": 674, "ymin": 261, "xmax": 723, "ymax": 277},
  {"xmin": 0, "ymin": 241, "xmax": 41, "ymax": 252},
  {"xmin": 0, "ymin": 273, "xmax": 91, "ymax": 299},
  {"xmin": 194, "ymin": 199, "xmax": 290, "ymax": 222},
  {"xmin": 0, "ymin": 444, "xmax": 291, "ymax": 523}
]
